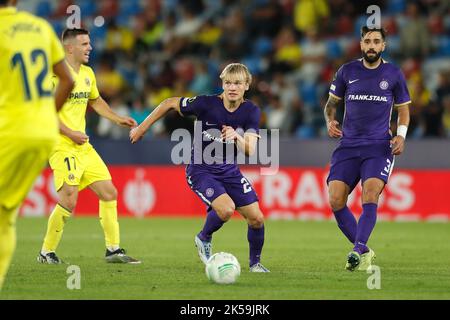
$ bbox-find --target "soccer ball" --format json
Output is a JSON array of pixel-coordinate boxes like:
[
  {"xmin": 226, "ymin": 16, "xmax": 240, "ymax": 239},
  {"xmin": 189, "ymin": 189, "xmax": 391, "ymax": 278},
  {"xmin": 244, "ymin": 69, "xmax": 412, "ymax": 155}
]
[{"xmin": 205, "ymin": 252, "xmax": 241, "ymax": 284}]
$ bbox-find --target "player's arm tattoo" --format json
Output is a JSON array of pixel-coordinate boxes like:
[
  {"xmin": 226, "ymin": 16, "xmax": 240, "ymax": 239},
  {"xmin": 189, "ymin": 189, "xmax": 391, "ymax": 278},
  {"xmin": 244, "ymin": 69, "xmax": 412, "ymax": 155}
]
[{"xmin": 323, "ymin": 95, "xmax": 341, "ymax": 123}]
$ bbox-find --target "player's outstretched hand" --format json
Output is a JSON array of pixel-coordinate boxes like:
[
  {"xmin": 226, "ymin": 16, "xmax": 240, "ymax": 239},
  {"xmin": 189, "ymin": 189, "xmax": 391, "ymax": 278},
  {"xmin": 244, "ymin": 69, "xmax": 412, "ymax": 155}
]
[
  {"xmin": 221, "ymin": 125, "xmax": 237, "ymax": 141},
  {"xmin": 327, "ymin": 120, "xmax": 342, "ymax": 138},
  {"xmin": 70, "ymin": 131, "xmax": 89, "ymax": 145},
  {"xmin": 130, "ymin": 126, "xmax": 144, "ymax": 144},
  {"xmin": 118, "ymin": 116, "xmax": 138, "ymax": 128},
  {"xmin": 390, "ymin": 135, "xmax": 405, "ymax": 155}
]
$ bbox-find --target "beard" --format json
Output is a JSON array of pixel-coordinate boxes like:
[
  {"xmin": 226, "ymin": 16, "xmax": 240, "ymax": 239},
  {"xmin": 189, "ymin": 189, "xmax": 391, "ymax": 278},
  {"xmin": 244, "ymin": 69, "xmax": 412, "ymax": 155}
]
[{"xmin": 362, "ymin": 50, "xmax": 382, "ymax": 63}]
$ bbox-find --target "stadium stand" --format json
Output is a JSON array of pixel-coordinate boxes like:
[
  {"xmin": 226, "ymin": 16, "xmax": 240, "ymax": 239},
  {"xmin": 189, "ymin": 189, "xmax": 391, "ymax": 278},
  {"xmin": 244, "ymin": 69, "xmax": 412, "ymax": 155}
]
[{"xmin": 18, "ymin": 0, "xmax": 450, "ymax": 139}]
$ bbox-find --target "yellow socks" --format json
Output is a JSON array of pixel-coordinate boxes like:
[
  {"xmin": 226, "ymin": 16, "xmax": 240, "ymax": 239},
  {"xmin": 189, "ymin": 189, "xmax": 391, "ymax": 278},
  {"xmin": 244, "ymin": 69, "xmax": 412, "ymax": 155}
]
[
  {"xmin": 42, "ymin": 204, "xmax": 71, "ymax": 253},
  {"xmin": 0, "ymin": 206, "xmax": 18, "ymax": 290},
  {"xmin": 99, "ymin": 200, "xmax": 120, "ymax": 251},
  {"xmin": 42, "ymin": 201, "xmax": 120, "ymax": 255}
]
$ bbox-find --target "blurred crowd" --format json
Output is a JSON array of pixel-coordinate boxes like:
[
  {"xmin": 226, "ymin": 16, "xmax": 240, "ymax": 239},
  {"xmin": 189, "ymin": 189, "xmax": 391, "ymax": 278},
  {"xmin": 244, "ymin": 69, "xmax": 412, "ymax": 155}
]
[{"xmin": 23, "ymin": 0, "xmax": 450, "ymax": 139}]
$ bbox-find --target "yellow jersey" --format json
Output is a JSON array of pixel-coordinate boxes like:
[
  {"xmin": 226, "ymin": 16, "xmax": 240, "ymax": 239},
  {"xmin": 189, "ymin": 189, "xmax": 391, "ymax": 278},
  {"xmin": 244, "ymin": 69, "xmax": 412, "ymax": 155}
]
[
  {"xmin": 0, "ymin": 7, "xmax": 65, "ymax": 139},
  {"xmin": 56, "ymin": 63, "xmax": 100, "ymax": 148}
]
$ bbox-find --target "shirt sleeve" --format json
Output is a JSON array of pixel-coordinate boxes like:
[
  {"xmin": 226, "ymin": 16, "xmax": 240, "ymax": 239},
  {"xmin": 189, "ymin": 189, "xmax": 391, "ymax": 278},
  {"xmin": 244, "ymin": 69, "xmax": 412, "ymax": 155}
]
[
  {"xmin": 244, "ymin": 104, "xmax": 261, "ymax": 137},
  {"xmin": 179, "ymin": 96, "xmax": 205, "ymax": 117},
  {"xmin": 393, "ymin": 70, "xmax": 411, "ymax": 106},
  {"xmin": 329, "ymin": 65, "xmax": 346, "ymax": 99},
  {"xmin": 89, "ymin": 69, "xmax": 100, "ymax": 100}
]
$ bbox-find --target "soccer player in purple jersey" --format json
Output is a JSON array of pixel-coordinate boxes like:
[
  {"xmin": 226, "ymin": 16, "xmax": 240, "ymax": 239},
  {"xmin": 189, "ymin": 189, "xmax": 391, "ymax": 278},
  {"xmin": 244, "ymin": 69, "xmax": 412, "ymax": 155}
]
[
  {"xmin": 324, "ymin": 27, "xmax": 411, "ymax": 271},
  {"xmin": 130, "ymin": 63, "xmax": 269, "ymax": 272}
]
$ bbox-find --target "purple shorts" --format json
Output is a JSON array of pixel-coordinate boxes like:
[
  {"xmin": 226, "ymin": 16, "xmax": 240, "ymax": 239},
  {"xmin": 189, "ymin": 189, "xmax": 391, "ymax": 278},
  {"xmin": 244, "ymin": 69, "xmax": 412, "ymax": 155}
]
[
  {"xmin": 186, "ymin": 166, "xmax": 259, "ymax": 209},
  {"xmin": 327, "ymin": 141, "xmax": 394, "ymax": 191}
]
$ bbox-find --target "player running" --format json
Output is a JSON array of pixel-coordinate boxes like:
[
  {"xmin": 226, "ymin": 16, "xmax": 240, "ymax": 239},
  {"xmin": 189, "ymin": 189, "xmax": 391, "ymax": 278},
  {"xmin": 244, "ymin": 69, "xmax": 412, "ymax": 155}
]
[
  {"xmin": 0, "ymin": 0, "xmax": 74, "ymax": 289},
  {"xmin": 324, "ymin": 26, "xmax": 411, "ymax": 271},
  {"xmin": 130, "ymin": 63, "xmax": 269, "ymax": 272},
  {"xmin": 37, "ymin": 28, "xmax": 140, "ymax": 264}
]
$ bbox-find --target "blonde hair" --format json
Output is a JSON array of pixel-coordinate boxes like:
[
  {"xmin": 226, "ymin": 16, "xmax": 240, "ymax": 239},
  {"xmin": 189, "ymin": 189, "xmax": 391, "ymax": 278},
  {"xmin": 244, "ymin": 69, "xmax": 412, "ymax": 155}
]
[{"xmin": 220, "ymin": 63, "xmax": 252, "ymax": 85}]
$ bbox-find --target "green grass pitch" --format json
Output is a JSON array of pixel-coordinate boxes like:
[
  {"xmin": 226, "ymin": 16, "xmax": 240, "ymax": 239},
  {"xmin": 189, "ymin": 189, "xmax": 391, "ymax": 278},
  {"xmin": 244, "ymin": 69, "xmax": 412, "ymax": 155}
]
[{"xmin": 1, "ymin": 217, "xmax": 450, "ymax": 299}]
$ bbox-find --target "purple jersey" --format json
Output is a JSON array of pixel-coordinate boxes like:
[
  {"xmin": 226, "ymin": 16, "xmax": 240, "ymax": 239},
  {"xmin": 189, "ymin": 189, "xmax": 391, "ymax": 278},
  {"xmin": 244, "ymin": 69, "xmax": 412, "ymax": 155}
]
[
  {"xmin": 329, "ymin": 59, "xmax": 411, "ymax": 146},
  {"xmin": 179, "ymin": 95, "xmax": 261, "ymax": 175}
]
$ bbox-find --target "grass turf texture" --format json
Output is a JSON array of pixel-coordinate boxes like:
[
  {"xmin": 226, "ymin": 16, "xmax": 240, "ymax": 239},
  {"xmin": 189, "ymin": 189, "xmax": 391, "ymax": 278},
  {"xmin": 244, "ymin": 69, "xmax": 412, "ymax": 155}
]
[{"xmin": 1, "ymin": 217, "xmax": 449, "ymax": 299}]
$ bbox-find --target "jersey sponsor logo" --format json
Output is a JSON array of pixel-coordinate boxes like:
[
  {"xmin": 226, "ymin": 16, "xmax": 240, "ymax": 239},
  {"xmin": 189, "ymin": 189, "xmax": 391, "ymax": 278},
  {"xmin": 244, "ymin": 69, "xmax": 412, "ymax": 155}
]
[
  {"xmin": 69, "ymin": 91, "xmax": 90, "ymax": 100},
  {"xmin": 379, "ymin": 80, "xmax": 389, "ymax": 90},
  {"xmin": 85, "ymin": 77, "xmax": 90, "ymax": 86},
  {"xmin": 347, "ymin": 94, "xmax": 387, "ymax": 102},
  {"xmin": 348, "ymin": 79, "xmax": 359, "ymax": 84},
  {"xmin": 202, "ymin": 130, "xmax": 234, "ymax": 144},
  {"xmin": 330, "ymin": 84, "xmax": 336, "ymax": 91}
]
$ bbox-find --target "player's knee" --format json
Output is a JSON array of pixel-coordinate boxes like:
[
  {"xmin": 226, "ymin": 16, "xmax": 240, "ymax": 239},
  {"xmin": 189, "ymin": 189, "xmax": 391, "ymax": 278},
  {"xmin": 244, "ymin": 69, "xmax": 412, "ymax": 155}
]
[
  {"xmin": 58, "ymin": 186, "xmax": 78, "ymax": 211},
  {"xmin": 216, "ymin": 205, "xmax": 235, "ymax": 221},
  {"xmin": 362, "ymin": 189, "xmax": 380, "ymax": 203},
  {"xmin": 111, "ymin": 185, "xmax": 118, "ymax": 199},
  {"xmin": 248, "ymin": 213, "xmax": 264, "ymax": 228},
  {"xmin": 59, "ymin": 197, "xmax": 77, "ymax": 212},
  {"xmin": 0, "ymin": 207, "xmax": 18, "ymax": 226},
  {"xmin": 101, "ymin": 186, "xmax": 118, "ymax": 201},
  {"xmin": 328, "ymin": 195, "xmax": 347, "ymax": 211}
]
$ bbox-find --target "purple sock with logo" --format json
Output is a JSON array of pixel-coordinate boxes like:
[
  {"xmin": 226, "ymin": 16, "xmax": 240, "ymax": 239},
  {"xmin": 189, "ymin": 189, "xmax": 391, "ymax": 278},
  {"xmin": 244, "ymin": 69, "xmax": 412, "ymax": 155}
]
[
  {"xmin": 198, "ymin": 209, "xmax": 225, "ymax": 242},
  {"xmin": 354, "ymin": 203, "xmax": 378, "ymax": 254},
  {"xmin": 248, "ymin": 225, "xmax": 265, "ymax": 267},
  {"xmin": 333, "ymin": 206, "xmax": 357, "ymax": 244}
]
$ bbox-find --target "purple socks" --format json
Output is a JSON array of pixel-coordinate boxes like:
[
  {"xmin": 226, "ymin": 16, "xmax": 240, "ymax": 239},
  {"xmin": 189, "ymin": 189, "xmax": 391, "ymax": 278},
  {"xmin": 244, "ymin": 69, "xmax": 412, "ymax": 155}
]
[
  {"xmin": 354, "ymin": 203, "xmax": 378, "ymax": 255},
  {"xmin": 333, "ymin": 206, "xmax": 357, "ymax": 244},
  {"xmin": 198, "ymin": 209, "xmax": 225, "ymax": 242},
  {"xmin": 198, "ymin": 209, "xmax": 265, "ymax": 267},
  {"xmin": 248, "ymin": 225, "xmax": 265, "ymax": 267},
  {"xmin": 334, "ymin": 204, "xmax": 378, "ymax": 255}
]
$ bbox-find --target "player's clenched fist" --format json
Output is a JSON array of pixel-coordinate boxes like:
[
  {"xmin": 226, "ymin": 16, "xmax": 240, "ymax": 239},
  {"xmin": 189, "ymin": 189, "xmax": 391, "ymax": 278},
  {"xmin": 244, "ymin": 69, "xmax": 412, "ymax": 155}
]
[
  {"xmin": 327, "ymin": 120, "xmax": 343, "ymax": 138},
  {"xmin": 221, "ymin": 125, "xmax": 238, "ymax": 141}
]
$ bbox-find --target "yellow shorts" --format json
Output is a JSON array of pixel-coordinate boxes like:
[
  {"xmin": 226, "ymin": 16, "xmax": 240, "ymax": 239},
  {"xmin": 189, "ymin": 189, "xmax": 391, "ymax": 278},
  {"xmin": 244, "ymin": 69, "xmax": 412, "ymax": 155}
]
[
  {"xmin": 0, "ymin": 138, "xmax": 55, "ymax": 209},
  {"xmin": 49, "ymin": 143, "xmax": 111, "ymax": 191}
]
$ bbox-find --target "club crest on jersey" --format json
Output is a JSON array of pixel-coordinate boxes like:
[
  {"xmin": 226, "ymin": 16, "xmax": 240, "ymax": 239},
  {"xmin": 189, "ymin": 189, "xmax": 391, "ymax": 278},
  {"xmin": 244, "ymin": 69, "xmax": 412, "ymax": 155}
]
[
  {"xmin": 379, "ymin": 80, "xmax": 389, "ymax": 90},
  {"xmin": 68, "ymin": 173, "xmax": 75, "ymax": 181},
  {"xmin": 85, "ymin": 78, "xmax": 90, "ymax": 86},
  {"xmin": 206, "ymin": 188, "xmax": 214, "ymax": 197}
]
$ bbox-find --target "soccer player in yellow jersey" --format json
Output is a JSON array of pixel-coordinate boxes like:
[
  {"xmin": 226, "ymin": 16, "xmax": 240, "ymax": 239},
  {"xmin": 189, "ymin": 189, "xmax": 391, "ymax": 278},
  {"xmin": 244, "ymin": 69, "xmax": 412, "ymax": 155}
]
[
  {"xmin": 37, "ymin": 28, "xmax": 140, "ymax": 264},
  {"xmin": 0, "ymin": 0, "xmax": 74, "ymax": 290}
]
